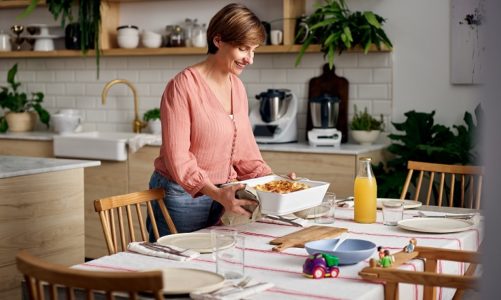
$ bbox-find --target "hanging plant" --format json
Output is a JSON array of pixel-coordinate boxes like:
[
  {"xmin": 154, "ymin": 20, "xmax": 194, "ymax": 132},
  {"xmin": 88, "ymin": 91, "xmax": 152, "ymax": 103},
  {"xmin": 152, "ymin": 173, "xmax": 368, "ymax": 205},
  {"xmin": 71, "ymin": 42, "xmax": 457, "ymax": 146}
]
[
  {"xmin": 296, "ymin": 0, "xmax": 392, "ymax": 69},
  {"xmin": 25, "ymin": 0, "xmax": 101, "ymax": 77}
]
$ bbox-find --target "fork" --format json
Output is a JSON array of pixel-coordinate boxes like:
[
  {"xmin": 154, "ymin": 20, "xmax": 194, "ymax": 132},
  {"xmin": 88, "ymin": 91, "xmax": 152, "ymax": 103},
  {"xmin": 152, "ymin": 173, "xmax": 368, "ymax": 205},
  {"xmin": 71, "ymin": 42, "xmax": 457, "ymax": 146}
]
[
  {"xmin": 265, "ymin": 215, "xmax": 304, "ymax": 227},
  {"xmin": 140, "ymin": 242, "xmax": 191, "ymax": 257},
  {"xmin": 208, "ymin": 276, "xmax": 252, "ymax": 295}
]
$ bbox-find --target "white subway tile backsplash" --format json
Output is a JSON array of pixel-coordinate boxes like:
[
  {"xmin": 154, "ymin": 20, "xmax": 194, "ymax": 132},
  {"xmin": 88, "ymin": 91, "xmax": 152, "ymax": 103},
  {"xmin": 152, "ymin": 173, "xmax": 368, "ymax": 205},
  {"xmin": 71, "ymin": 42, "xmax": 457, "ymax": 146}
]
[
  {"xmin": 36, "ymin": 71, "xmax": 55, "ymax": 82},
  {"xmin": 343, "ymin": 69, "xmax": 372, "ymax": 83},
  {"xmin": 358, "ymin": 84, "xmax": 388, "ymax": 99},
  {"xmin": 1, "ymin": 52, "xmax": 392, "ymax": 132},
  {"xmin": 46, "ymin": 83, "xmax": 66, "ymax": 95},
  {"xmin": 358, "ymin": 53, "xmax": 390, "ymax": 67},
  {"xmin": 260, "ymin": 69, "xmax": 287, "ymax": 83}
]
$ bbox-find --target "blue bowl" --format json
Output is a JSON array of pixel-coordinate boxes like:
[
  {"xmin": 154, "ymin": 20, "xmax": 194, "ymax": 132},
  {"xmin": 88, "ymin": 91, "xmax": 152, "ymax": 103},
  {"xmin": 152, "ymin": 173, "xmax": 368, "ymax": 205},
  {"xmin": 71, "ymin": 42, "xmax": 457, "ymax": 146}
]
[{"xmin": 305, "ymin": 238, "xmax": 376, "ymax": 265}]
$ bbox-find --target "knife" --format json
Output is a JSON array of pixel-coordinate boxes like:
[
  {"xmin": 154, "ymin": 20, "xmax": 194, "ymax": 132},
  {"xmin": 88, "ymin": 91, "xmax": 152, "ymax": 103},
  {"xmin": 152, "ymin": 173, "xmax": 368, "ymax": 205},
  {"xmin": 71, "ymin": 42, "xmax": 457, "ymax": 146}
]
[
  {"xmin": 215, "ymin": 282, "xmax": 273, "ymax": 297},
  {"xmin": 415, "ymin": 212, "xmax": 475, "ymax": 220}
]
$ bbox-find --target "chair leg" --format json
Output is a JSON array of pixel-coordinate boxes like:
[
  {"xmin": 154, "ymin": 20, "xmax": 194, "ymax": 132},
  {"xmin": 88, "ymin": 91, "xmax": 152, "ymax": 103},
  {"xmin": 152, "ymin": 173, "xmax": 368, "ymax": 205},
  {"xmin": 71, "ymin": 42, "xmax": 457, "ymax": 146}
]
[{"xmin": 385, "ymin": 282, "xmax": 399, "ymax": 300}]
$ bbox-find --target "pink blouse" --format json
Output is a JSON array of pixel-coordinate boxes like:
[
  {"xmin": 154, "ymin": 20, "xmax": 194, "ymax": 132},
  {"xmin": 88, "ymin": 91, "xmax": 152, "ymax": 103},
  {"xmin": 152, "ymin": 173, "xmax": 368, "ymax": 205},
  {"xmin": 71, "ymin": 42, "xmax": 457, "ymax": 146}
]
[{"xmin": 154, "ymin": 67, "xmax": 272, "ymax": 197}]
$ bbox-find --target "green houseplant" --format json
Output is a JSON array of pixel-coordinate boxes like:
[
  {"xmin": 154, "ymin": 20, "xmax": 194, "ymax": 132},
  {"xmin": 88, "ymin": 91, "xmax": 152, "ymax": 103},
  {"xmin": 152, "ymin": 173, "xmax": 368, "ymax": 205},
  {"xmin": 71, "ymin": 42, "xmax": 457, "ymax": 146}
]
[
  {"xmin": 143, "ymin": 108, "xmax": 161, "ymax": 134},
  {"xmin": 0, "ymin": 64, "xmax": 50, "ymax": 133},
  {"xmin": 295, "ymin": 0, "xmax": 393, "ymax": 69},
  {"xmin": 350, "ymin": 105, "xmax": 384, "ymax": 145}
]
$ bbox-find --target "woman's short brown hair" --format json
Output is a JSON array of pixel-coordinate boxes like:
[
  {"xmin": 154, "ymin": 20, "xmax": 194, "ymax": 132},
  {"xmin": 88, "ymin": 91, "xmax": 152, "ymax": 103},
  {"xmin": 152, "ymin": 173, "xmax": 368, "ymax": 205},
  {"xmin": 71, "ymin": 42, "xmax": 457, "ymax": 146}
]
[{"xmin": 207, "ymin": 3, "xmax": 265, "ymax": 54}]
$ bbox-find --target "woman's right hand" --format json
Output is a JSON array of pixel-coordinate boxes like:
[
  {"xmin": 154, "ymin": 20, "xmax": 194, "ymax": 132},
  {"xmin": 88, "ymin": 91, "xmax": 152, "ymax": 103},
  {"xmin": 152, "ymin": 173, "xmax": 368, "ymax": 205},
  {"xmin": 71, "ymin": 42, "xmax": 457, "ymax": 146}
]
[{"xmin": 215, "ymin": 184, "xmax": 257, "ymax": 217}]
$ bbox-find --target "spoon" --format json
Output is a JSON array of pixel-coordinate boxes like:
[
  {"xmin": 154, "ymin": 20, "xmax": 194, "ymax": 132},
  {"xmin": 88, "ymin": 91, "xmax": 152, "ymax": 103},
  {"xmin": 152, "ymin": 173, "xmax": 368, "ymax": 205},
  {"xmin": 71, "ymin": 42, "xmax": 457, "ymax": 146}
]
[{"xmin": 332, "ymin": 234, "xmax": 348, "ymax": 251}]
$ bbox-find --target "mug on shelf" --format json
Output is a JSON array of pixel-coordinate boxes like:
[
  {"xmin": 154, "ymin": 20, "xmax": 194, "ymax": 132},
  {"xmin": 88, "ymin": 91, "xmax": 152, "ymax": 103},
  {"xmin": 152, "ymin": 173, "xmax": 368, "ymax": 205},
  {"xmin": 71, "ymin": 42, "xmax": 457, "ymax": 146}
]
[{"xmin": 270, "ymin": 29, "xmax": 283, "ymax": 45}]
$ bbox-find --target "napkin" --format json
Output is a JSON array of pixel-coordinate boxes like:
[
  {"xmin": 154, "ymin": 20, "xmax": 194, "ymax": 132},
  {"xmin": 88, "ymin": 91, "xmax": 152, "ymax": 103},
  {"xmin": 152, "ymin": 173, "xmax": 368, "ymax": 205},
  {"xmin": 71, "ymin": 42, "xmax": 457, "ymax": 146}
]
[
  {"xmin": 127, "ymin": 242, "xmax": 200, "ymax": 261},
  {"xmin": 220, "ymin": 185, "xmax": 262, "ymax": 226},
  {"xmin": 190, "ymin": 279, "xmax": 274, "ymax": 300},
  {"xmin": 127, "ymin": 134, "xmax": 161, "ymax": 153}
]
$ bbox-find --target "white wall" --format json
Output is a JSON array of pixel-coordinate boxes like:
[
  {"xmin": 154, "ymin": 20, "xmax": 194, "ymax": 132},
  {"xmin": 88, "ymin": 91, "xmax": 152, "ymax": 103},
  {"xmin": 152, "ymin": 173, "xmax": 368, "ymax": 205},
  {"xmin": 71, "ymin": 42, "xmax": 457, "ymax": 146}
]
[{"xmin": 343, "ymin": 0, "xmax": 482, "ymax": 126}]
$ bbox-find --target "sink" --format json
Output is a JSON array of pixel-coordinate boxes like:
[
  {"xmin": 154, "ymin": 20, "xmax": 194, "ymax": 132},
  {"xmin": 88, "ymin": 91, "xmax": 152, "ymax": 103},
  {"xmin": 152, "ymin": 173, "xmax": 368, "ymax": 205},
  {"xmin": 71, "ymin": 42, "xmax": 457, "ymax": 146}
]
[{"xmin": 53, "ymin": 131, "xmax": 137, "ymax": 161}]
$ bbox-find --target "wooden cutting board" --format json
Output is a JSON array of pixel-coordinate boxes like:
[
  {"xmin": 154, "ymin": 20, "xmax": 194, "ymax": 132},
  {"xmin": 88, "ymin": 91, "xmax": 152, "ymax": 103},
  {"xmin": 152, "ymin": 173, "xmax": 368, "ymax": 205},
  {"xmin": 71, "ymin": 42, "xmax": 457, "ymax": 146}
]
[{"xmin": 270, "ymin": 226, "xmax": 348, "ymax": 252}]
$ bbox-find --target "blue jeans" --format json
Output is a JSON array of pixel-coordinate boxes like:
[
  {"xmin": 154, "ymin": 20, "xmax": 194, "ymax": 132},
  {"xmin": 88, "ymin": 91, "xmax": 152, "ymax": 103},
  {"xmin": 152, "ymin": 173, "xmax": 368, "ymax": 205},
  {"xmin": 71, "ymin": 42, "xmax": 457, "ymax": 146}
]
[{"xmin": 147, "ymin": 171, "xmax": 223, "ymax": 241}]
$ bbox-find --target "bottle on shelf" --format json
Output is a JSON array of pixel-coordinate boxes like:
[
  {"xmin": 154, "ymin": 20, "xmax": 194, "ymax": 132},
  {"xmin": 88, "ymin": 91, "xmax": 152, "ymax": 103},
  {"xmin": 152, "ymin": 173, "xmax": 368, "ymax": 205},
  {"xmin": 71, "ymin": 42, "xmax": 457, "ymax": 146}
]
[
  {"xmin": 354, "ymin": 157, "xmax": 377, "ymax": 223},
  {"xmin": 183, "ymin": 18, "xmax": 194, "ymax": 47},
  {"xmin": 170, "ymin": 25, "xmax": 184, "ymax": 47},
  {"xmin": 192, "ymin": 22, "xmax": 207, "ymax": 48}
]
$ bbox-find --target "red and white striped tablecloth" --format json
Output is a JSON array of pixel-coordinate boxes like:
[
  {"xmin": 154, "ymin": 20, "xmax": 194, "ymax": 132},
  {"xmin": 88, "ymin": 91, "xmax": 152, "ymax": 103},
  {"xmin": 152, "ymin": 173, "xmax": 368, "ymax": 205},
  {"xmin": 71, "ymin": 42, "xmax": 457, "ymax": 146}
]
[{"xmin": 75, "ymin": 207, "xmax": 482, "ymax": 300}]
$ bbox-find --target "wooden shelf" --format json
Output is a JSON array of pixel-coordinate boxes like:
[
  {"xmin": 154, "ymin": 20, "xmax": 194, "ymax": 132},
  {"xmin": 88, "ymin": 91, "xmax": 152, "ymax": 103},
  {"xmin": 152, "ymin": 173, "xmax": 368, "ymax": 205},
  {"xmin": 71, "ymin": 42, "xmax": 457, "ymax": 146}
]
[
  {"xmin": 0, "ymin": 0, "xmax": 45, "ymax": 8},
  {"xmin": 0, "ymin": 44, "xmax": 390, "ymax": 58}
]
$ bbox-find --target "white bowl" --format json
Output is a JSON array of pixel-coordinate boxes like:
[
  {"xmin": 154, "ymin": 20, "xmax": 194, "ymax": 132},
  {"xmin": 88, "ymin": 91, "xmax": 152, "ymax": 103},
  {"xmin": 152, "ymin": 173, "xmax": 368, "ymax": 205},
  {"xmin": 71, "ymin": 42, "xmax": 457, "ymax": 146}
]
[
  {"xmin": 351, "ymin": 130, "xmax": 380, "ymax": 145},
  {"xmin": 142, "ymin": 37, "xmax": 162, "ymax": 48},
  {"xmin": 117, "ymin": 25, "xmax": 139, "ymax": 36},
  {"xmin": 34, "ymin": 38, "xmax": 55, "ymax": 51},
  {"xmin": 117, "ymin": 35, "xmax": 139, "ymax": 49}
]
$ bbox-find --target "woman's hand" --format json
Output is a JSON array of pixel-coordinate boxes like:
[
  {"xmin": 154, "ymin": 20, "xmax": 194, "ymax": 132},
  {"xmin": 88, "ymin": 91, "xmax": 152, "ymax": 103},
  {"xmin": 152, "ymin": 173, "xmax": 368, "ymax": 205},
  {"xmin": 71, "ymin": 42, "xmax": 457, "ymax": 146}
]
[
  {"xmin": 201, "ymin": 183, "xmax": 257, "ymax": 217},
  {"xmin": 216, "ymin": 184, "xmax": 257, "ymax": 217}
]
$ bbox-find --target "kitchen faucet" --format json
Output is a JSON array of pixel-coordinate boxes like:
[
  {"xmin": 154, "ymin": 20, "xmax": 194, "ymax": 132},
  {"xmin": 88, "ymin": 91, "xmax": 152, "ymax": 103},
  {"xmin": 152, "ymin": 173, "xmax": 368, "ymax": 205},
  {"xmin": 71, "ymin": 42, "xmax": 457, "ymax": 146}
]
[{"xmin": 101, "ymin": 79, "xmax": 146, "ymax": 133}]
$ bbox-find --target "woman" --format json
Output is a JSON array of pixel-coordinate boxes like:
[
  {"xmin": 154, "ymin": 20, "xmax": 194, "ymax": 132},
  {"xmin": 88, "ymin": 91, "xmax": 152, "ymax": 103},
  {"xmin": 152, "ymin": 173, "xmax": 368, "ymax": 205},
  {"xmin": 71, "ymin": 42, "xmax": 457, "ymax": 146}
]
[{"xmin": 148, "ymin": 3, "xmax": 273, "ymax": 237}]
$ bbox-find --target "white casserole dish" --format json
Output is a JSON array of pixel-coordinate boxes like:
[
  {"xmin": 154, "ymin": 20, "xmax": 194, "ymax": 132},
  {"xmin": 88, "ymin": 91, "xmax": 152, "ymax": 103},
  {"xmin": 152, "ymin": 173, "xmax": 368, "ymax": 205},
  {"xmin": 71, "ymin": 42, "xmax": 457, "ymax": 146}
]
[{"xmin": 235, "ymin": 175, "xmax": 330, "ymax": 216}]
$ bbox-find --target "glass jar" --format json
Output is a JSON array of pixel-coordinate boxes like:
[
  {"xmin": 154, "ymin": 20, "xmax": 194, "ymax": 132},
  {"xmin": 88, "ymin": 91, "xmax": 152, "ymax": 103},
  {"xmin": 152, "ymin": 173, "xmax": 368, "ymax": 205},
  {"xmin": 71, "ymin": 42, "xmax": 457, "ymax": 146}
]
[
  {"xmin": 164, "ymin": 25, "xmax": 174, "ymax": 47},
  {"xmin": 191, "ymin": 22, "xmax": 207, "ymax": 48},
  {"xmin": 169, "ymin": 25, "xmax": 184, "ymax": 47},
  {"xmin": 354, "ymin": 157, "xmax": 377, "ymax": 223},
  {"xmin": 183, "ymin": 18, "xmax": 194, "ymax": 47}
]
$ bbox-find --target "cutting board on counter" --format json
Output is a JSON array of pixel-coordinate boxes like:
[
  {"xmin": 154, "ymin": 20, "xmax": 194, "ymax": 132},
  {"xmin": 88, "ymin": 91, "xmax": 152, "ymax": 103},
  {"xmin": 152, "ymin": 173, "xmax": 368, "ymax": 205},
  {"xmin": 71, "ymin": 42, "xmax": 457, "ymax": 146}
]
[
  {"xmin": 270, "ymin": 225, "xmax": 348, "ymax": 252},
  {"xmin": 306, "ymin": 63, "xmax": 349, "ymax": 143}
]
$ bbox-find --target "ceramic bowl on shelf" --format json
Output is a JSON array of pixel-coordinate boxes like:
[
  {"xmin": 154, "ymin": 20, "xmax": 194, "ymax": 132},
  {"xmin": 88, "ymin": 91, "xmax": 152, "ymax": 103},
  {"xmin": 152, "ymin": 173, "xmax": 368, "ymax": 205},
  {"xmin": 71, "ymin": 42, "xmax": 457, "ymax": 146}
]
[
  {"xmin": 117, "ymin": 35, "xmax": 139, "ymax": 49},
  {"xmin": 141, "ymin": 31, "xmax": 162, "ymax": 48}
]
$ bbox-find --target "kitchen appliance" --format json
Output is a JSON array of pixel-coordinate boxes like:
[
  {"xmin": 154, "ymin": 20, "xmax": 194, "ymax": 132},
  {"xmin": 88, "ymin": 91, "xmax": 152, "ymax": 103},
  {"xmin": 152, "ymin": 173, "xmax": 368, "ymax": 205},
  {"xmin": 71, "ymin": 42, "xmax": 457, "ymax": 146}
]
[
  {"xmin": 250, "ymin": 89, "xmax": 297, "ymax": 143},
  {"xmin": 307, "ymin": 93, "xmax": 342, "ymax": 147}
]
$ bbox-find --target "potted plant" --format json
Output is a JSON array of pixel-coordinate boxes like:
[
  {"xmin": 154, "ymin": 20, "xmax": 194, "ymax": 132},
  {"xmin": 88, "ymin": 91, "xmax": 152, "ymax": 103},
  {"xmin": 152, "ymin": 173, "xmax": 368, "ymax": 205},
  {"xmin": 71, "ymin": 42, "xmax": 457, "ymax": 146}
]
[
  {"xmin": 350, "ymin": 105, "xmax": 384, "ymax": 145},
  {"xmin": 0, "ymin": 64, "xmax": 50, "ymax": 133},
  {"xmin": 143, "ymin": 108, "xmax": 161, "ymax": 134},
  {"xmin": 295, "ymin": 0, "xmax": 393, "ymax": 69}
]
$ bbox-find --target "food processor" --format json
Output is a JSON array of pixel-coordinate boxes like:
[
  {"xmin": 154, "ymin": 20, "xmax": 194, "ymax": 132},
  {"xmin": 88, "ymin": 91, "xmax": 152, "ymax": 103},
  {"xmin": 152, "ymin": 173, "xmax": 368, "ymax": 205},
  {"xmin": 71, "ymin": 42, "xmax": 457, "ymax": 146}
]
[
  {"xmin": 307, "ymin": 94, "xmax": 342, "ymax": 147},
  {"xmin": 250, "ymin": 89, "xmax": 297, "ymax": 143}
]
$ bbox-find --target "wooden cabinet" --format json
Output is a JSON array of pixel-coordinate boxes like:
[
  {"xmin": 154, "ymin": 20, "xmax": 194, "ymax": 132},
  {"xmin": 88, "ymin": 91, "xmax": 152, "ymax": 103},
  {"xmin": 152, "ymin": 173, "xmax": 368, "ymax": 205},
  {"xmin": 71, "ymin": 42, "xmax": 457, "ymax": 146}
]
[
  {"xmin": 0, "ymin": 139, "xmax": 52, "ymax": 157},
  {"xmin": 261, "ymin": 149, "xmax": 384, "ymax": 198},
  {"xmin": 0, "ymin": 0, "xmax": 390, "ymax": 58},
  {"xmin": 0, "ymin": 168, "xmax": 84, "ymax": 300}
]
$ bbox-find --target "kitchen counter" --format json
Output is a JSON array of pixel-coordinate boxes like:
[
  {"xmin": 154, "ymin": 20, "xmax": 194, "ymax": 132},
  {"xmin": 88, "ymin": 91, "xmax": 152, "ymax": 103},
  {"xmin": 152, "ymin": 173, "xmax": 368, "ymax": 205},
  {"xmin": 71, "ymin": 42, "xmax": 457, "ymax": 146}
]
[
  {"xmin": 0, "ymin": 131, "xmax": 386, "ymax": 155},
  {"xmin": 0, "ymin": 155, "xmax": 100, "ymax": 179},
  {"xmin": 257, "ymin": 142, "xmax": 386, "ymax": 154}
]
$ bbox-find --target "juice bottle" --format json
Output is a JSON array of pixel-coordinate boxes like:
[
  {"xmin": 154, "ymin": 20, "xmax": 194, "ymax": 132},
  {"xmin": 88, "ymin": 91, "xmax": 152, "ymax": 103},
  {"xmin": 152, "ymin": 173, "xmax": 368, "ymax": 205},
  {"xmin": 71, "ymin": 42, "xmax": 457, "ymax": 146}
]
[{"xmin": 354, "ymin": 157, "xmax": 377, "ymax": 223}]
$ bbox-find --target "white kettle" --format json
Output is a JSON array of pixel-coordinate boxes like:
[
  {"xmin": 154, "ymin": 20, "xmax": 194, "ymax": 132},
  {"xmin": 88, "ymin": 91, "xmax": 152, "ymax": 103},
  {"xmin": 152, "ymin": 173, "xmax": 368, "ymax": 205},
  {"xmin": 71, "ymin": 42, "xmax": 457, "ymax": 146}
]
[{"xmin": 52, "ymin": 109, "xmax": 83, "ymax": 134}]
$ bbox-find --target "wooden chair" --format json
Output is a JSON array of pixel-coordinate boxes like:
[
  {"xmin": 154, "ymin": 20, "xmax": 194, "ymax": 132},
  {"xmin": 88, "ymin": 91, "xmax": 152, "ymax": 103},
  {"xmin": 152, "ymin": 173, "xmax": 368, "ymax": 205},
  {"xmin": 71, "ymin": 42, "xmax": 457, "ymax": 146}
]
[
  {"xmin": 400, "ymin": 161, "xmax": 484, "ymax": 209},
  {"xmin": 359, "ymin": 245, "xmax": 480, "ymax": 300},
  {"xmin": 94, "ymin": 188, "xmax": 178, "ymax": 255},
  {"xmin": 16, "ymin": 250, "xmax": 164, "ymax": 300}
]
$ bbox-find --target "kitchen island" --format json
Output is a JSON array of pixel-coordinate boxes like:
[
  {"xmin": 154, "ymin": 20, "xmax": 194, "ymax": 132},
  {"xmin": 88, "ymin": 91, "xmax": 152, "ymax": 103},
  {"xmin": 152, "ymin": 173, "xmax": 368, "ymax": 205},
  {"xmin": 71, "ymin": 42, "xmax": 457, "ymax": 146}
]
[{"xmin": 0, "ymin": 155, "xmax": 99, "ymax": 299}]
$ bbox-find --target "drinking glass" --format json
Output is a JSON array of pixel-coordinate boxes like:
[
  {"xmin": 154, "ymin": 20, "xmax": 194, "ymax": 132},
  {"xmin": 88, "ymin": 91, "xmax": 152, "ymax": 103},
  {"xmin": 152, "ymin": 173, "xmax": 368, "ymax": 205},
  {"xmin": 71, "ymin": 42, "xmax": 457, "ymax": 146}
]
[
  {"xmin": 211, "ymin": 229, "xmax": 245, "ymax": 280},
  {"xmin": 382, "ymin": 200, "xmax": 404, "ymax": 225},
  {"xmin": 315, "ymin": 192, "xmax": 336, "ymax": 224}
]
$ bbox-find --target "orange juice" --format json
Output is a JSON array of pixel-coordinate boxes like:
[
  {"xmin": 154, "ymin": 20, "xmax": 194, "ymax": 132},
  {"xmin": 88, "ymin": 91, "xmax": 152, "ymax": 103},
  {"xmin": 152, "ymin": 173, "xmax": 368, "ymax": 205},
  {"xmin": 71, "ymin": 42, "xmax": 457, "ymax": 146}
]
[{"xmin": 354, "ymin": 170, "xmax": 377, "ymax": 223}]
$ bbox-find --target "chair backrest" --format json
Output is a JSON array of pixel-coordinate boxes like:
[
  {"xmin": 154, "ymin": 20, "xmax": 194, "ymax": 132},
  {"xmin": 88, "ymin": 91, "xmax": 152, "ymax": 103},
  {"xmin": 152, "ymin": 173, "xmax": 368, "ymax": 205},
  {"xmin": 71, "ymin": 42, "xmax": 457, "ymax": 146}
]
[
  {"xmin": 16, "ymin": 250, "xmax": 164, "ymax": 300},
  {"xmin": 94, "ymin": 188, "xmax": 177, "ymax": 255},
  {"xmin": 400, "ymin": 161, "xmax": 484, "ymax": 208}
]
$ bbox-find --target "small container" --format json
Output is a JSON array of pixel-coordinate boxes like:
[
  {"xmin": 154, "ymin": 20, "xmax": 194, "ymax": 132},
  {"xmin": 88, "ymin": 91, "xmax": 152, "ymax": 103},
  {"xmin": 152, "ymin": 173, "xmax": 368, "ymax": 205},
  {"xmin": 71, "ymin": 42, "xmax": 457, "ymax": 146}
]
[
  {"xmin": 164, "ymin": 25, "xmax": 174, "ymax": 47},
  {"xmin": 117, "ymin": 25, "xmax": 139, "ymax": 36},
  {"xmin": 0, "ymin": 31, "xmax": 12, "ymax": 51},
  {"xmin": 191, "ymin": 23, "xmax": 207, "ymax": 48},
  {"xmin": 382, "ymin": 200, "xmax": 404, "ymax": 226},
  {"xmin": 169, "ymin": 25, "xmax": 184, "ymax": 47}
]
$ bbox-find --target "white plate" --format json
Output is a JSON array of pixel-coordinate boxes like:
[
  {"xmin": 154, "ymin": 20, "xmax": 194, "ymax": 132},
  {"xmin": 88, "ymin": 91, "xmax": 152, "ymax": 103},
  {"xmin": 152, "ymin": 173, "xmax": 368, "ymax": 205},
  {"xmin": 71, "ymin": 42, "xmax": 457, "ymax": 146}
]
[
  {"xmin": 397, "ymin": 217, "xmax": 474, "ymax": 233},
  {"xmin": 293, "ymin": 205, "xmax": 329, "ymax": 219},
  {"xmin": 154, "ymin": 267, "xmax": 225, "ymax": 294},
  {"xmin": 157, "ymin": 233, "xmax": 232, "ymax": 254},
  {"xmin": 377, "ymin": 198, "xmax": 422, "ymax": 209}
]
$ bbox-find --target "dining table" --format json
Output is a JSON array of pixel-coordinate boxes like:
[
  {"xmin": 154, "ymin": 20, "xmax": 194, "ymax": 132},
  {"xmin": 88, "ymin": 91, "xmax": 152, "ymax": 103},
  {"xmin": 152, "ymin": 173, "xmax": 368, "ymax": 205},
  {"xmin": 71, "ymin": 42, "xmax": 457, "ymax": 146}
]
[{"xmin": 72, "ymin": 203, "xmax": 482, "ymax": 300}]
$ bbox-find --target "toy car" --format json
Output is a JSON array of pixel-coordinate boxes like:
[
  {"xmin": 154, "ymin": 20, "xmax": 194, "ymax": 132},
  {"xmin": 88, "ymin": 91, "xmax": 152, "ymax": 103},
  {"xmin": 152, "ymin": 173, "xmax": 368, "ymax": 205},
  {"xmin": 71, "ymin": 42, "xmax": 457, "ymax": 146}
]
[{"xmin": 302, "ymin": 252, "xmax": 340, "ymax": 279}]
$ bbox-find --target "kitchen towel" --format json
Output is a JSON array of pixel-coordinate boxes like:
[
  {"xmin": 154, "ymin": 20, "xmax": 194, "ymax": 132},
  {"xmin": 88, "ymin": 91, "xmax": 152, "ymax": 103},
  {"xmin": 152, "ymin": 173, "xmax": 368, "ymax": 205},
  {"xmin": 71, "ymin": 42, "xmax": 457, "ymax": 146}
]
[
  {"xmin": 220, "ymin": 184, "xmax": 261, "ymax": 226},
  {"xmin": 127, "ymin": 134, "xmax": 161, "ymax": 153},
  {"xmin": 189, "ymin": 279, "xmax": 274, "ymax": 300},
  {"xmin": 127, "ymin": 242, "xmax": 200, "ymax": 261}
]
